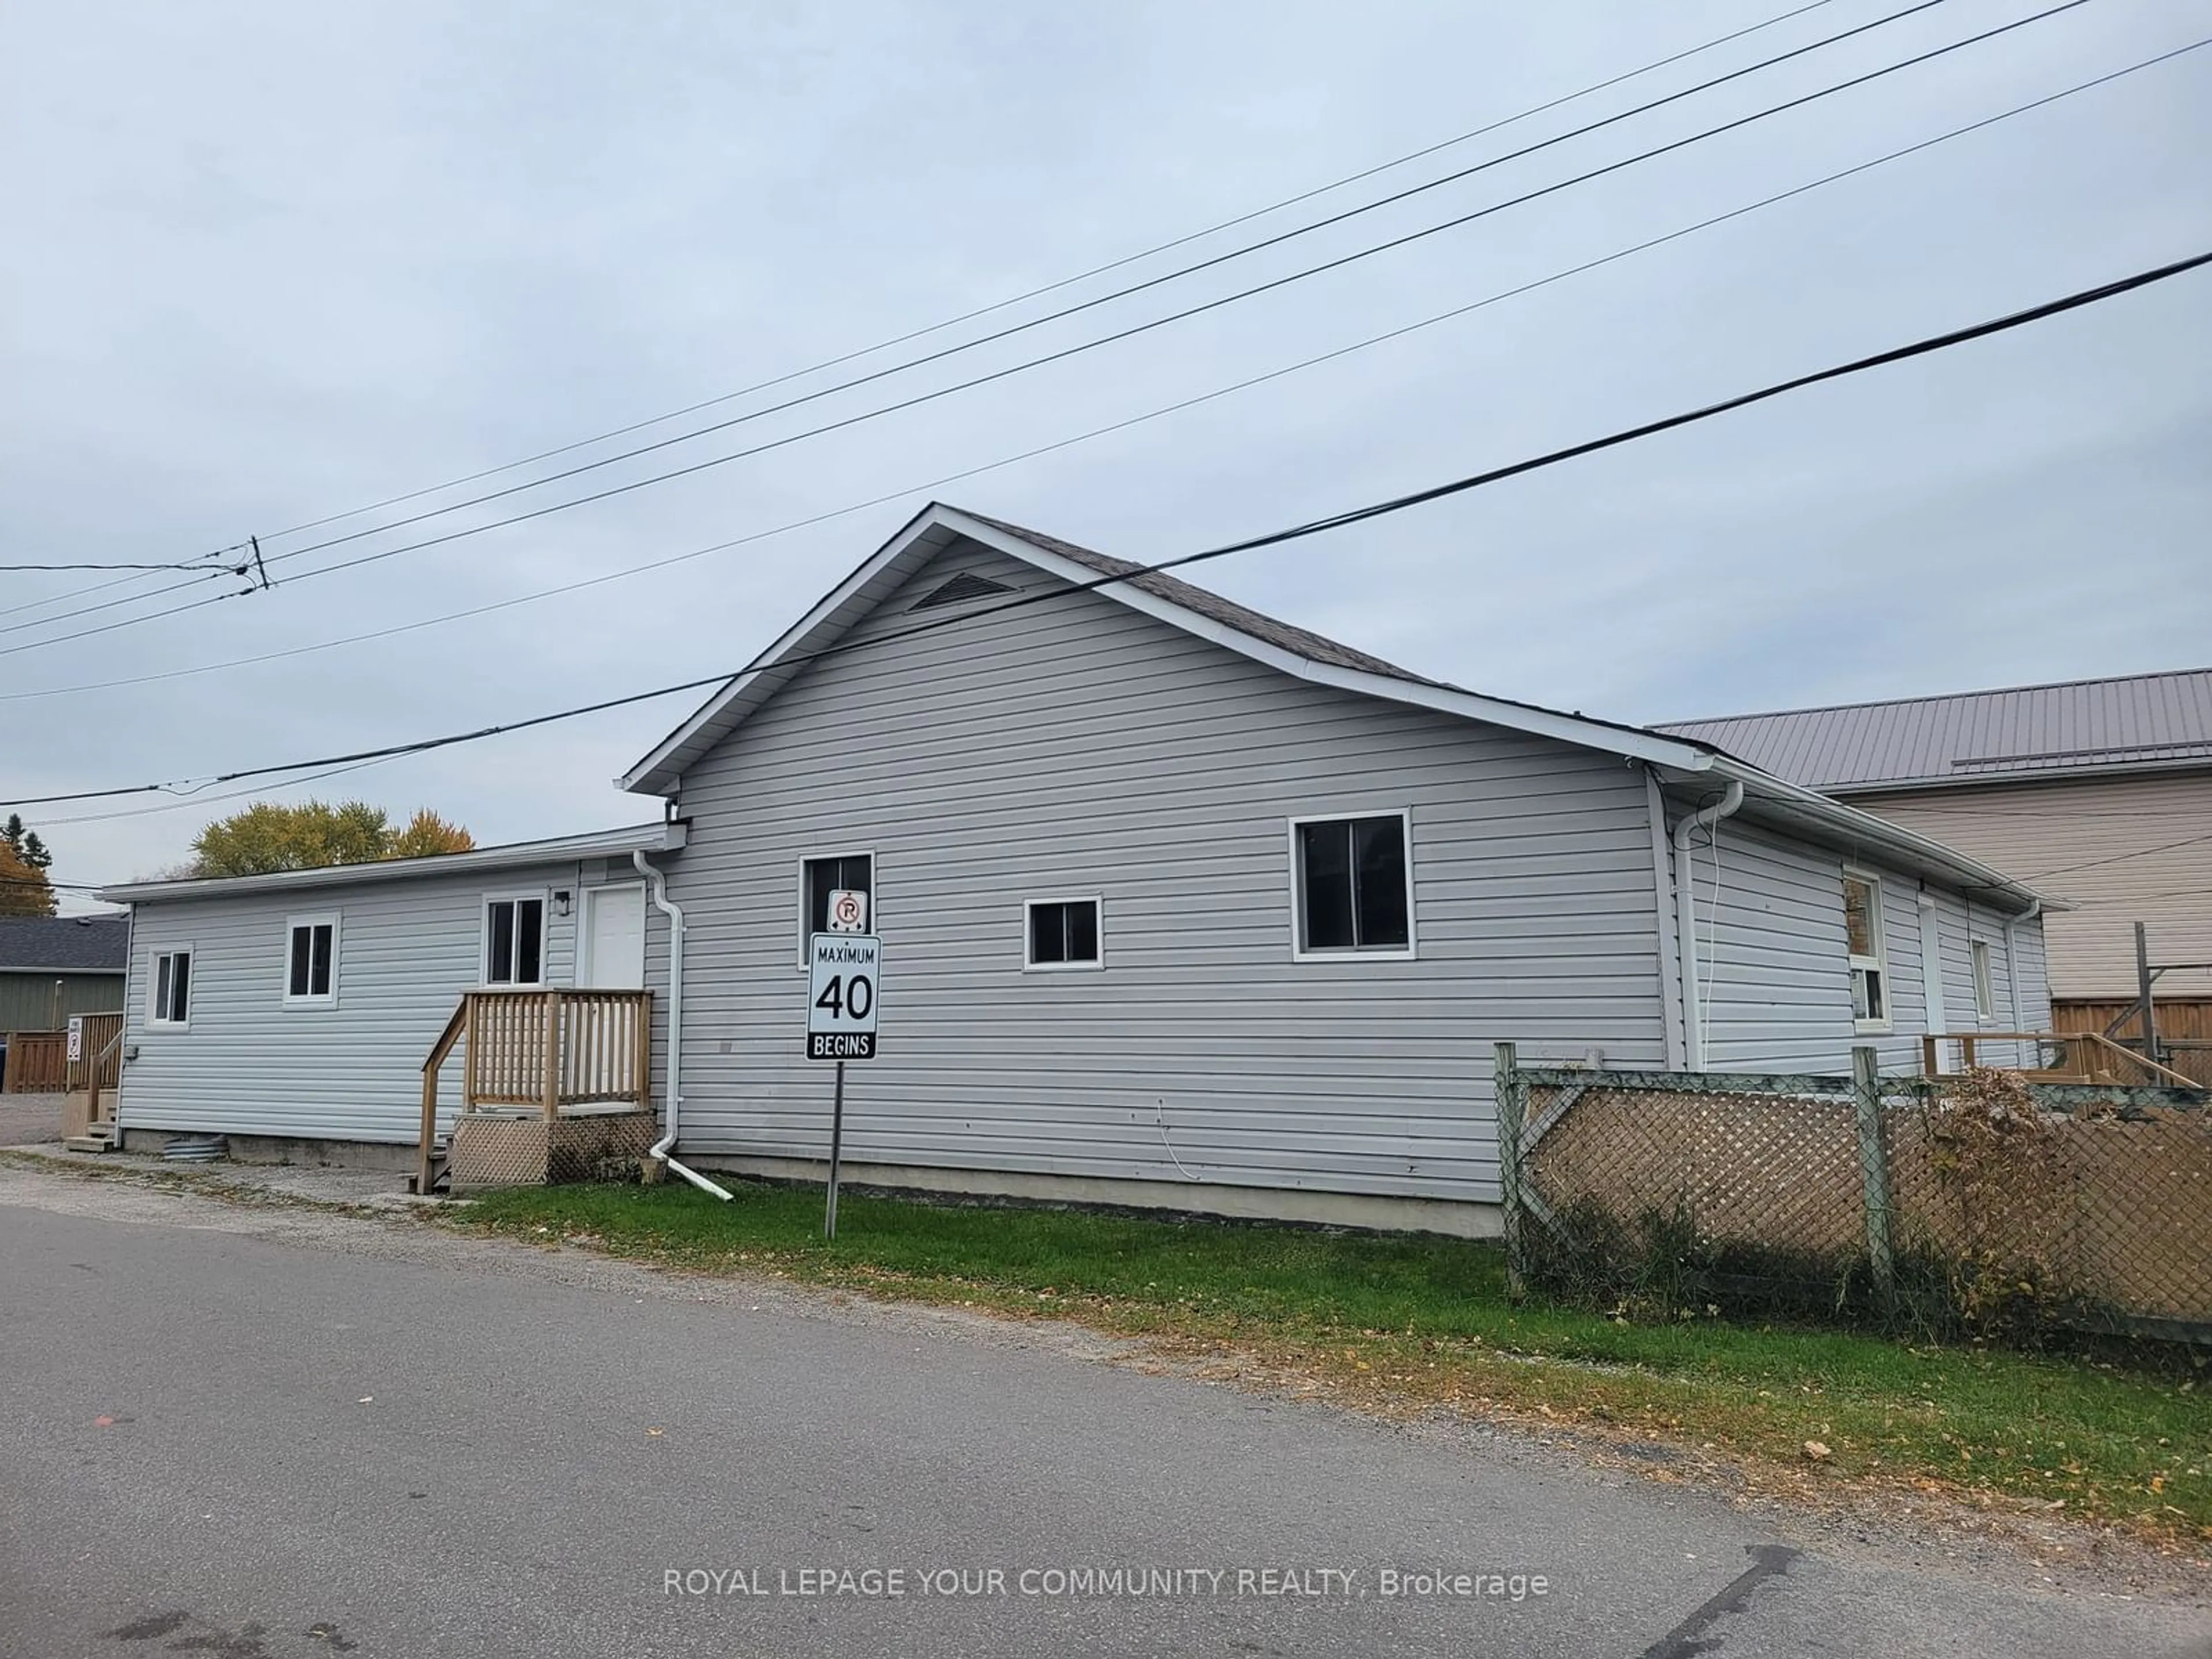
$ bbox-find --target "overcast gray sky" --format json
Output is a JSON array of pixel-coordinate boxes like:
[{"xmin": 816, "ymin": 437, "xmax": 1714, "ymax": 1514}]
[{"xmin": 5, "ymin": 0, "xmax": 2207, "ymax": 903}]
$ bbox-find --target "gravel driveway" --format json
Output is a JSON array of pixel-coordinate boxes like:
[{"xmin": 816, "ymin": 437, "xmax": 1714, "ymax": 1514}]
[{"xmin": 0, "ymin": 1091, "xmax": 63, "ymax": 1145}]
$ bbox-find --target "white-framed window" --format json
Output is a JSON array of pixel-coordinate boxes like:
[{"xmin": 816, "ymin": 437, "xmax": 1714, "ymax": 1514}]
[
  {"xmin": 1842, "ymin": 870, "xmax": 1889, "ymax": 1032},
  {"xmin": 1971, "ymin": 938, "xmax": 1995, "ymax": 1021},
  {"xmin": 150, "ymin": 948, "xmax": 193, "ymax": 1029},
  {"xmin": 482, "ymin": 893, "xmax": 547, "ymax": 986},
  {"xmin": 1025, "ymin": 896, "xmax": 1102, "ymax": 970},
  {"xmin": 799, "ymin": 851, "xmax": 873, "ymax": 965},
  {"xmin": 1289, "ymin": 810, "xmax": 1415, "ymax": 960},
  {"xmin": 284, "ymin": 912, "xmax": 339, "ymax": 1006}
]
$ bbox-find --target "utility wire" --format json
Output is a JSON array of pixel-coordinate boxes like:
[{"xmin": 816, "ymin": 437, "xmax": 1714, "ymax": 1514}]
[
  {"xmin": 0, "ymin": 558, "xmax": 233, "ymax": 573},
  {"xmin": 0, "ymin": 0, "xmax": 2087, "ymax": 658},
  {"xmin": 232, "ymin": 0, "xmax": 1978, "ymax": 567},
  {"xmin": 2019, "ymin": 827, "xmax": 2212, "ymax": 881},
  {"xmin": 251, "ymin": 0, "xmax": 1851, "ymax": 546},
  {"xmin": 0, "ymin": 1, "xmax": 1847, "ymax": 626},
  {"xmin": 7, "ymin": 35, "xmax": 2196, "ymax": 705},
  {"xmin": 0, "ymin": 541, "xmax": 251, "ymax": 622},
  {"xmin": 7, "ymin": 244, "xmax": 2203, "ymax": 816}
]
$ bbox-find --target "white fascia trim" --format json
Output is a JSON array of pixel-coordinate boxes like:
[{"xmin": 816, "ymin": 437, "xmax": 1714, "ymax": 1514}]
[
  {"xmin": 1706, "ymin": 755, "xmax": 2043, "ymax": 914},
  {"xmin": 619, "ymin": 503, "xmax": 1723, "ymax": 794},
  {"xmin": 619, "ymin": 510, "xmax": 944, "ymax": 794},
  {"xmin": 97, "ymin": 823, "xmax": 681, "ymax": 904},
  {"xmin": 937, "ymin": 509, "xmax": 1719, "ymax": 772}
]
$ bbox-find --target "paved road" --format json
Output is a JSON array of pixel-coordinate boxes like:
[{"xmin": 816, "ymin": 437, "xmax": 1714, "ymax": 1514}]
[{"xmin": 1, "ymin": 1169, "xmax": 2203, "ymax": 1658}]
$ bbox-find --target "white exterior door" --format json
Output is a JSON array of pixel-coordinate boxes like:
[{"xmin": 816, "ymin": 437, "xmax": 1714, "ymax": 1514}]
[{"xmin": 580, "ymin": 884, "xmax": 647, "ymax": 988}]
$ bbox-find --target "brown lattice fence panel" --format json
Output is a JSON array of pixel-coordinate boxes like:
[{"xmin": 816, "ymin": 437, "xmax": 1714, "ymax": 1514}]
[{"xmin": 1497, "ymin": 1043, "xmax": 2212, "ymax": 1343}]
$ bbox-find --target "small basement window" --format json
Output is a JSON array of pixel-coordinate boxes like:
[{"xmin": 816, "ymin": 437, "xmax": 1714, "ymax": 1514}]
[
  {"xmin": 1027, "ymin": 898, "xmax": 1101, "ymax": 969},
  {"xmin": 1842, "ymin": 872, "xmax": 1888, "ymax": 1031},
  {"xmin": 484, "ymin": 896, "xmax": 546, "ymax": 986},
  {"xmin": 285, "ymin": 914, "xmax": 338, "ymax": 1005},
  {"xmin": 150, "ymin": 948, "xmax": 192, "ymax": 1028},
  {"xmin": 1971, "ymin": 938, "xmax": 1995, "ymax": 1021},
  {"xmin": 1292, "ymin": 812, "xmax": 1412, "ymax": 957}
]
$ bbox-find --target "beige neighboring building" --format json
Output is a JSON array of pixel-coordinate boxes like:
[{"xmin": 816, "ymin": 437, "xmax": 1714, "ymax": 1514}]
[{"xmin": 1661, "ymin": 668, "xmax": 2212, "ymax": 1004}]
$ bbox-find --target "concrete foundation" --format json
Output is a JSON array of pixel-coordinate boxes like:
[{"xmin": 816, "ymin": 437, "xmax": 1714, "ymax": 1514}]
[
  {"xmin": 119, "ymin": 1128, "xmax": 419, "ymax": 1171},
  {"xmin": 689, "ymin": 1152, "xmax": 1502, "ymax": 1238}
]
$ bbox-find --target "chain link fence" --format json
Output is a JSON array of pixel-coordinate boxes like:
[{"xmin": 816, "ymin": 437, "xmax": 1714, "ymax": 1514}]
[{"xmin": 1494, "ymin": 1043, "xmax": 2212, "ymax": 1347}]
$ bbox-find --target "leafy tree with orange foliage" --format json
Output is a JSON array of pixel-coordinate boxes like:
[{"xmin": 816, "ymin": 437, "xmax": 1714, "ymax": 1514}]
[
  {"xmin": 0, "ymin": 841, "xmax": 55, "ymax": 916},
  {"xmin": 185, "ymin": 801, "xmax": 476, "ymax": 878}
]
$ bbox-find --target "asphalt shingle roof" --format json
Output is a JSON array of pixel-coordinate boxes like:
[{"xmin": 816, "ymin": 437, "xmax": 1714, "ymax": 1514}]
[
  {"xmin": 0, "ymin": 914, "xmax": 128, "ymax": 973},
  {"xmin": 961, "ymin": 511, "xmax": 1442, "ymax": 687}
]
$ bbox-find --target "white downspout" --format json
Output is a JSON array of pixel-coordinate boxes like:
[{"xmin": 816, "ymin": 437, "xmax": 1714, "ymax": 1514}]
[
  {"xmin": 1670, "ymin": 781, "xmax": 1744, "ymax": 1071},
  {"xmin": 635, "ymin": 850, "xmax": 732, "ymax": 1202},
  {"xmin": 2004, "ymin": 899, "xmax": 2043, "ymax": 1066}
]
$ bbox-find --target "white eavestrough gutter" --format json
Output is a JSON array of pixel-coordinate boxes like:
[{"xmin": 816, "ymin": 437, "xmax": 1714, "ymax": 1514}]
[
  {"xmin": 635, "ymin": 850, "xmax": 732, "ymax": 1202},
  {"xmin": 1671, "ymin": 781, "xmax": 1745, "ymax": 1071}
]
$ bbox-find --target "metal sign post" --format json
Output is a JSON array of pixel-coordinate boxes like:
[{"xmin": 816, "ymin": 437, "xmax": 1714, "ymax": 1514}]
[
  {"xmin": 806, "ymin": 929, "xmax": 880, "ymax": 1239},
  {"xmin": 825, "ymin": 1061, "xmax": 846, "ymax": 1239}
]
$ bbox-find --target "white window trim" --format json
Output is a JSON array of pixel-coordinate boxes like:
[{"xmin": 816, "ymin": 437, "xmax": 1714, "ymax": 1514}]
[
  {"xmin": 1023, "ymin": 895, "xmax": 1105, "ymax": 972},
  {"xmin": 1971, "ymin": 938, "xmax": 1996, "ymax": 1022},
  {"xmin": 480, "ymin": 889, "xmax": 551, "ymax": 988},
  {"xmin": 796, "ymin": 848, "xmax": 877, "ymax": 969},
  {"xmin": 148, "ymin": 945, "xmax": 194, "ymax": 1031},
  {"xmin": 282, "ymin": 911, "xmax": 340, "ymax": 1009},
  {"xmin": 1843, "ymin": 867, "xmax": 1891, "ymax": 1034},
  {"xmin": 1286, "ymin": 808, "xmax": 1418, "ymax": 963}
]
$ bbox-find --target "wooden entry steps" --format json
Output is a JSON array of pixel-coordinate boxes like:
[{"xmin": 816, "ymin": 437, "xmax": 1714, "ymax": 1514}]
[{"xmin": 62, "ymin": 1122, "xmax": 120, "ymax": 1154}]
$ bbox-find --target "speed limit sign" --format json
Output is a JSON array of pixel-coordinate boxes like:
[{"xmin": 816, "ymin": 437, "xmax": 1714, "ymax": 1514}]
[{"xmin": 806, "ymin": 932, "xmax": 880, "ymax": 1061}]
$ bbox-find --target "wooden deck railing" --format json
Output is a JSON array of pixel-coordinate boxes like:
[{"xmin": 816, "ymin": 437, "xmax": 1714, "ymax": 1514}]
[
  {"xmin": 418, "ymin": 989, "xmax": 652, "ymax": 1193},
  {"xmin": 1922, "ymin": 1030, "xmax": 2200, "ymax": 1089},
  {"xmin": 2, "ymin": 1012, "xmax": 124, "ymax": 1095}
]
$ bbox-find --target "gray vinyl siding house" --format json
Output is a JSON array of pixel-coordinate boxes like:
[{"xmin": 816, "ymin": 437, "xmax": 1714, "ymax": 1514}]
[
  {"xmin": 611, "ymin": 505, "xmax": 2048, "ymax": 1230},
  {"xmin": 99, "ymin": 505, "xmax": 2050, "ymax": 1230},
  {"xmin": 105, "ymin": 827, "xmax": 679, "ymax": 1162}
]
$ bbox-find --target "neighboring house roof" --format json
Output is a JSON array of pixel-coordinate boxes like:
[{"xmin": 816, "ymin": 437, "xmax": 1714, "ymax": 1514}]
[
  {"xmin": 1657, "ymin": 666, "xmax": 2212, "ymax": 794},
  {"xmin": 0, "ymin": 914, "xmax": 129, "ymax": 974},
  {"xmin": 97, "ymin": 822, "xmax": 683, "ymax": 904},
  {"xmin": 620, "ymin": 503, "xmax": 2046, "ymax": 912}
]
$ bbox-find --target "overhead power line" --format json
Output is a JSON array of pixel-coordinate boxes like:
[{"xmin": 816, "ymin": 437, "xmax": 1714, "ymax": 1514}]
[
  {"xmin": 8, "ymin": 244, "xmax": 2204, "ymax": 818},
  {"xmin": 7, "ymin": 35, "xmax": 2197, "ymax": 706},
  {"xmin": 244, "ymin": 0, "xmax": 1968, "ymax": 569},
  {"xmin": 0, "ymin": 541, "xmax": 251, "ymax": 622},
  {"xmin": 252, "ymin": 0, "xmax": 1853, "ymax": 546},
  {"xmin": 6, "ymin": 0, "xmax": 1858, "ymax": 622},
  {"xmin": 0, "ymin": 0, "xmax": 2093, "ymax": 659}
]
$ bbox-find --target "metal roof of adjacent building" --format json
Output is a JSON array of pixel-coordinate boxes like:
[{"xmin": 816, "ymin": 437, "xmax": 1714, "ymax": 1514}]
[
  {"xmin": 1657, "ymin": 667, "xmax": 2212, "ymax": 794},
  {"xmin": 0, "ymin": 914, "xmax": 129, "ymax": 974}
]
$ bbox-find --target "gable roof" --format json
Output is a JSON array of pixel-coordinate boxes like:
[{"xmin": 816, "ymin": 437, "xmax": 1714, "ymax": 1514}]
[
  {"xmin": 620, "ymin": 503, "xmax": 2045, "ymax": 911},
  {"xmin": 1658, "ymin": 666, "xmax": 2212, "ymax": 794},
  {"xmin": 0, "ymin": 914, "xmax": 128, "ymax": 974},
  {"xmin": 959, "ymin": 511, "xmax": 1437, "ymax": 685}
]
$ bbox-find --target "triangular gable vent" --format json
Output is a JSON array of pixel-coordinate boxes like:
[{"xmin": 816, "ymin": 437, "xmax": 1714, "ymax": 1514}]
[{"xmin": 909, "ymin": 570, "xmax": 1014, "ymax": 611}]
